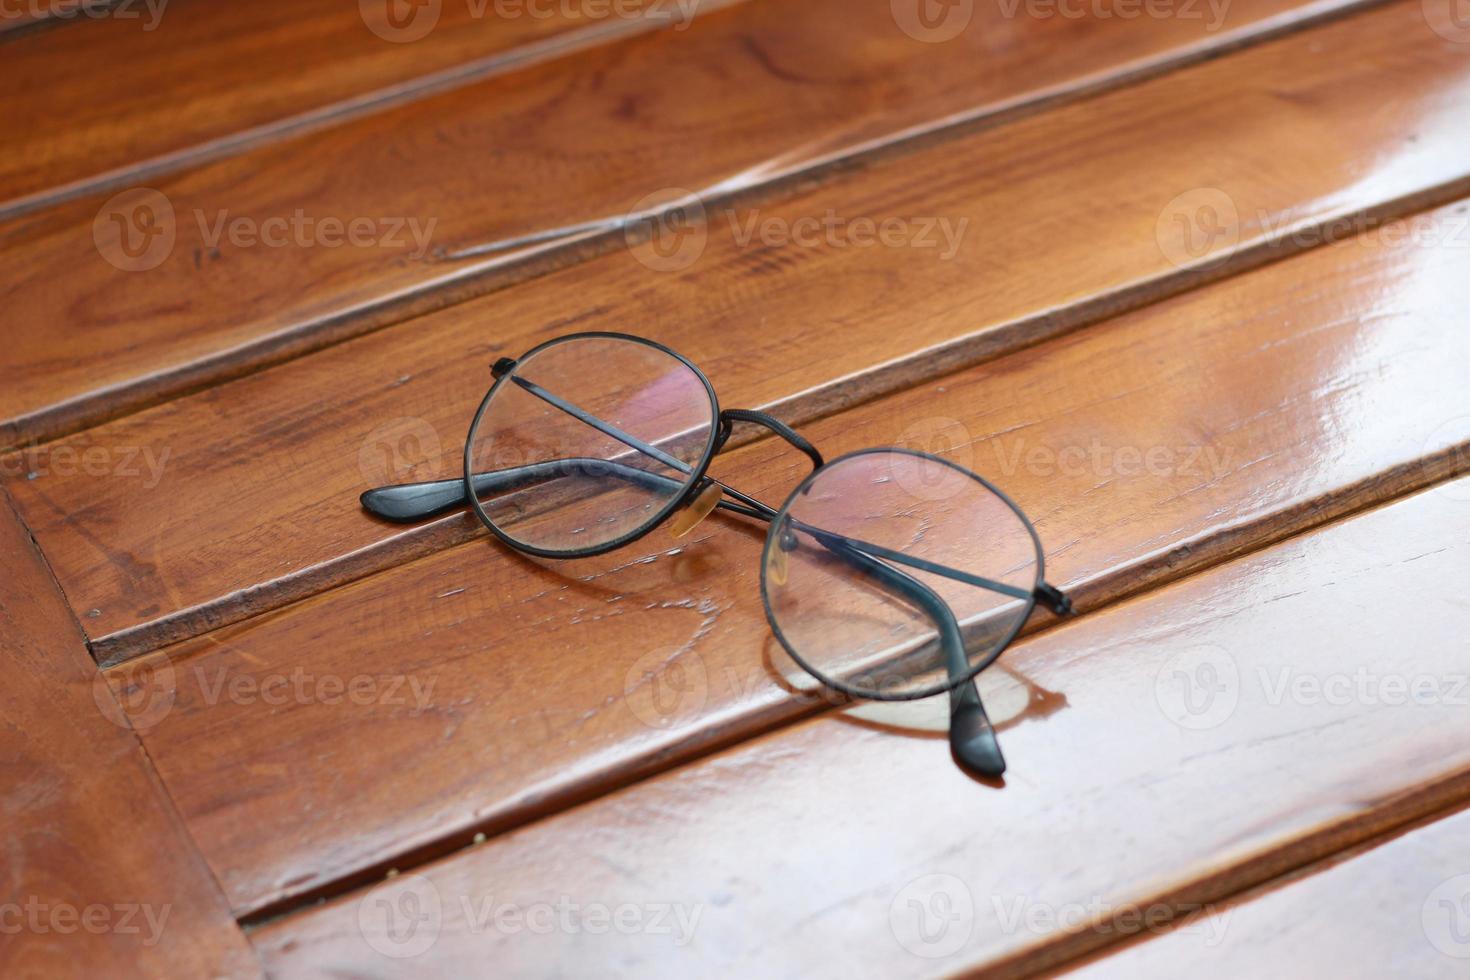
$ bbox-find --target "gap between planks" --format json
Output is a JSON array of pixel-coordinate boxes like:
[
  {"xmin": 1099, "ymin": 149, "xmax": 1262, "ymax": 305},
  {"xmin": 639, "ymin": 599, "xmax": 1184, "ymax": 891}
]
[
  {"xmin": 229, "ymin": 445, "xmax": 1470, "ymax": 929},
  {"xmin": 0, "ymin": 0, "xmax": 122, "ymax": 41},
  {"xmin": 0, "ymin": 0, "xmax": 1394, "ymax": 452},
  {"xmin": 0, "ymin": 0, "xmax": 753, "ymax": 225},
  {"xmin": 1037, "ymin": 795, "xmax": 1470, "ymax": 979},
  {"xmin": 85, "ymin": 176, "xmax": 1470, "ymax": 668}
]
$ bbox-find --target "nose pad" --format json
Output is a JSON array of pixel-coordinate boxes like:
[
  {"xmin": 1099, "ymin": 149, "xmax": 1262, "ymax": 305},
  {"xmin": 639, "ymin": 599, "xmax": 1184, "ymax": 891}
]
[
  {"xmin": 766, "ymin": 525, "xmax": 799, "ymax": 586},
  {"xmin": 668, "ymin": 480, "xmax": 724, "ymax": 538}
]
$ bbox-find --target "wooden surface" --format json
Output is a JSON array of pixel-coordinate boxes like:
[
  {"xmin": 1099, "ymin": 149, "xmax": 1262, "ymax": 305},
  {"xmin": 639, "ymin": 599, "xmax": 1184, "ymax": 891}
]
[
  {"xmin": 0, "ymin": 0, "xmax": 690, "ymax": 220},
  {"xmin": 0, "ymin": 0, "xmax": 1374, "ymax": 449},
  {"xmin": 103, "ymin": 195, "xmax": 1470, "ymax": 915},
  {"xmin": 1062, "ymin": 804, "xmax": 1470, "ymax": 978},
  {"xmin": 3, "ymin": 0, "xmax": 1466, "ymax": 974},
  {"xmin": 0, "ymin": 1, "xmax": 70, "ymax": 37},
  {"xmin": 12, "ymin": 0, "xmax": 1470, "ymax": 664},
  {"xmin": 250, "ymin": 476, "xmax": 1470, "ymax": 977},
  {"xmin": 0, "ymin": 489, "xmax": 259, "ymax": 978}
]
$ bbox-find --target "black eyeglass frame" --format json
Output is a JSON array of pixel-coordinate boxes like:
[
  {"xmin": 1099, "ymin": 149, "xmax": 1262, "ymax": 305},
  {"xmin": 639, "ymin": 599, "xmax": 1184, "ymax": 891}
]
[
  {"xmin": 463, "ymin": 331, "xmax": 724, "ymax": 561},
  {"xmin": 759, "ymin": 446, "xmax": 1045, "ymax": 704},
  {"xmin": 362, "ymin": 330, "xmax": 1075, "ymax": 777}
]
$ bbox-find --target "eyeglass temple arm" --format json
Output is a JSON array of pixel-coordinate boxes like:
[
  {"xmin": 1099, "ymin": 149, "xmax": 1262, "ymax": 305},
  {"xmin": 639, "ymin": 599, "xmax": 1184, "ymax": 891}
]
[
  {"xmin": 825, "ymin": 540, "xmax": 1007, "ymax": 777},
  {"xmin": 361, "ymin": 373, "xmax": 810, "ymax": 521},
  {"xmin": 717, "ymin": 408, "xmax": 824, "ymax": 469},
  {"xmin": 717, "ymin": 409, "xmax": 1073, "ymax": 614},
  {"xmin": 362, "ymin": 373, "xmax": 1074, "ymax": 613},
  {"xmin": 361, "ymin": 459, "xmax": 760, "ymax": 523},
  {"xmin": 364, "ymin": 460, "xmax": 1007, "ymax": 774},
  {"xmin": 361, "ymin": 394, "xmax": 1024, "ymax": 775},
  {"xmin": 362, "ymin": 367, "xmax": 701, "ymax": 522}
]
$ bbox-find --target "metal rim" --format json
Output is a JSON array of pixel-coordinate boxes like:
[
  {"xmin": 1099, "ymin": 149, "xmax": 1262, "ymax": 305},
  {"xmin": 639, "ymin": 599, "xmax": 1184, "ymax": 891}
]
[
  {"xmin": 462, "ymin": 332, "xmax": 721, "ymax": 559},
  {"xmin": 758, "ymin": 446, "xmax": 1044, "ymax": 702}
]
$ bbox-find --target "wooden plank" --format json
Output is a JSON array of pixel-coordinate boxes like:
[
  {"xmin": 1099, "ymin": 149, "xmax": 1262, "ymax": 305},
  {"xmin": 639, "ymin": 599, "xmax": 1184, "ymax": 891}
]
[
  {"xmin": 0, "ymin": 0, "xmax": 1379, "ymax": 447},
  {"xmin": 11, "ymin": 0, "xmax": 1468, "ymax": 663},
  {"xmin": 105, "ymin": 193, "xmax": 1470, "ymax": 916},
  {"xmin": 0, "ymin": 0, "xmax": 706, "ymax": 220},
  {"xmin": 0, "ymin": 487, "xmax": 259, "ymax": 978},
  {"xmin": 0, "ymin": 0, "xmax": 95, "ymax": 38},
  {"xmin": 1061, "ymin": 804, "xmax": 1470, "ymax": 979},
  {"xmin": 248, "ymin": 475, "xmax": 1470, "ymax": 977}
]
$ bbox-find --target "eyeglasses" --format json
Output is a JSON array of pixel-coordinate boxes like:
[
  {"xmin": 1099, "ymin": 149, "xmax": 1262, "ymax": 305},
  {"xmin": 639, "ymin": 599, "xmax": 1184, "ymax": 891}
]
[{"xmin": 361, "ymin": 332, "xmax": 1073, "ymax": 777}]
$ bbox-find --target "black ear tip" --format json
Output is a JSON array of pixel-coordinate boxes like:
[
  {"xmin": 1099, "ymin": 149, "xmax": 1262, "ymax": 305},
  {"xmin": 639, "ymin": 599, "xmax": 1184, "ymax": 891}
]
[
  {"xmin": 359, "ymin": 482, "xmax": 464, "ymax": 523},
  {"xmin": 361, "ymin": 487, "xmax": 403, "ymax": 519},
  {"xmin": 950, "ymin": 705, "xmax": 1007, "ymax": 777}
]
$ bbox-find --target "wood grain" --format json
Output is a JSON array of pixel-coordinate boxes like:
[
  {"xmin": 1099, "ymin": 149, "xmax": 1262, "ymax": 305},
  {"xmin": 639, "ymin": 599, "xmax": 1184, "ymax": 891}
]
[
  {"xmin": 0, "ymin": 0, "xmax": 704, "ymax": 220},
  {"xmin": 0, "ymin": 0, "xmax": 96, "ymax": 38},
  {"xmin": 248, "ymin": 475, "xmax": 1470, "ymax": 978},
  {"xmin": 0, "ymin": 487, "xmax": 259, "ymax": 978},
  {"xmin": 1061, "ymin": 804, "xmax": 1470, "ymax": 979},
  {"xmin": 0, "ymin": 0, "xmax": 1380, "ymax": 447},
  {"xmin": 104, "ymin": 194, "xmax": 1470, "ymax": 916},
  {"xmin": 12, "ymin": 0, "xmax": 1469, "ymax": 663}
]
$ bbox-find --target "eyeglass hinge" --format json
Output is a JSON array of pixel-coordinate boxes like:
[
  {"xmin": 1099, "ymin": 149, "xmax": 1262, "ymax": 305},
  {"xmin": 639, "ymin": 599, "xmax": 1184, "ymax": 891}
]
[
  {"xmin": 491, "ymin": 357, "xmax": 517, "ymax": 378},
  {"xmin": 1036, "ymin": 582, "xmax": 1075, "ymax": 616}
]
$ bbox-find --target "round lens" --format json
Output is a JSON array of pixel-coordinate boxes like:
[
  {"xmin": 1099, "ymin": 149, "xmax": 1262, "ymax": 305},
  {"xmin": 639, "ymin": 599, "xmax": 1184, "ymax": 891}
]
[
  {"xmin": 761, "ymin": 449, "xmax": 1041, "ymax": 700},
  {"xmin": 465, "ymin": 334, "xmax": 717, "ymax": 555}
]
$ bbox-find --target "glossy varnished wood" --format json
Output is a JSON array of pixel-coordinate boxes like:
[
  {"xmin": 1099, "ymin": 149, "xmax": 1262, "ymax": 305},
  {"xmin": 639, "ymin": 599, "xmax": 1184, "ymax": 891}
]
[
  {"xmin": 0, "ymin": 489, "xmax": 258, "ymax": 978},
  {"xmin": 250, "ymin": 477, "xmax": 1470, "ymax": 977},
  {"xmin": 1064, "ymin": 805, "xmax": 1470, "ymax": 978},
  {"xmin": 102, "ymin": 197, "xmax": 1470, "ymax": 915},
  {"xmin": 0, "ymin": 0, "xmax": 1377, "ymax": 447},
  {"xmin": 0, "ymin": 0, "xmax": 693, "ymax": 219},
  {"xmin": 0, "ymin": 1, "xmax": 71, "ymax": 37},
  {"xmin": 13, "ymin": 0, "xmax": 1469, "ymax": 662}
]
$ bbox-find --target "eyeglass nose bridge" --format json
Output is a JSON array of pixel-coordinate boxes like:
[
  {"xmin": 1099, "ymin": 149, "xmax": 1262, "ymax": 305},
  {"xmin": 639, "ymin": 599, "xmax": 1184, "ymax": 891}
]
[{"xmin": 715, "ymin": 408, "xmax": 825, "ymax": 471}]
